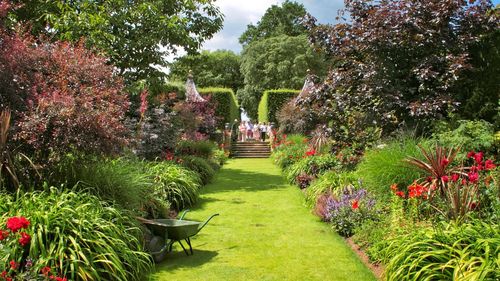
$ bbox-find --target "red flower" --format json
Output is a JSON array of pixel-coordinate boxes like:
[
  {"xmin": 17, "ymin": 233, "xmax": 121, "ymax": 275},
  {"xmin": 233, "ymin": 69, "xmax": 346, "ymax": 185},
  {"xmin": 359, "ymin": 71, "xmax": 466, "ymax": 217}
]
[
  {"xmin": 451, "ymin": 174, "xmax": 460, "ymax": 182},
  {"xmin": 461, "ymin": 178, "xmax": 468, "ymax": 185},
  {"xmin": 6, "ymin": 217, "xmax": 30, "ymax": 233},
  {"xmin": 468, "ymin": 172, "xmax": 479, "ymax": 183},
  {"xmin": 440, "ymin": 158, "xmax": 449, "ymax": 167},
  {"xmin": 441, "ymin": 175, "xmax": 449, "ymax": 183},
  {"xmin": 395, "ymin": 191, "xmax": 405, "ymax": 198},
  {"xmin": 18, "ymin": 232, "xmax": 31, "ymax": 246},
  {"xmin": 466, "ymin": 151, "xmax": 475, "ymax": 158},
  {"xmin": 305, "ymin": 149, "xmax": 316, "ymax": 157},
  {"xmin": 485, "ymin": 159, "xmax": 496, "ymax": 170},
  {"xmin": 41, "ymin": 266, "xmax": 51, "ymax": 276},
  {"xmin": 49, "ymin": 276, "xmax": 67, "ymax": 281},
  {"xmin": 351, "ymin": 200, "xmax": 359, "ymax": 210},
  {"xmin": 0, "ymin": 229, "xmax": 9, "ymax": 241},
  {"xmin": 390, "ymin": 183, "xmax": 398, "ymax": 192},
  {"xmin": 408, "ymin": 182, "xmax": 428, "ymax": 198},
  {"xmin": 9, "ymin": 260, "xmax": 18, "ymax": 270},
  {"xmin": 474, "ymin": 152, "xmax": 484, "ymax": 165}
]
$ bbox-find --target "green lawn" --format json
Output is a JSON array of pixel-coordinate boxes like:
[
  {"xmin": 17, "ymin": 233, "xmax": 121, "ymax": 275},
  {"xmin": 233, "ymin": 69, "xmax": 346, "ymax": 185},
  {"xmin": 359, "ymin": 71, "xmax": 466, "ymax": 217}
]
[{"xmin": 150, "ymin": 158, "xmax": 376, "ymax": 281}]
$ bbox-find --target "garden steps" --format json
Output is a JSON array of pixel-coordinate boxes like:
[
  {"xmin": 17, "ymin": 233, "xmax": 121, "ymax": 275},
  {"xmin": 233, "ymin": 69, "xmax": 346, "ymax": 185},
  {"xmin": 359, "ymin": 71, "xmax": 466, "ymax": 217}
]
[{"xmin": 231, "ymin": 141, "xmax": 271, "ymax": 158}]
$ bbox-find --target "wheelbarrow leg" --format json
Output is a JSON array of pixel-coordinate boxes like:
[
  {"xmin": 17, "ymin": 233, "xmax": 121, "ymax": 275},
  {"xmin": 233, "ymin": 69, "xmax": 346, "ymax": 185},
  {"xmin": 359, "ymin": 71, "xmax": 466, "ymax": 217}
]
[
  {"xmin": 177, "ymin": 240, "xmax": 190, "ymax": 256},
  {"xmin": 185, "ymin": 237, "xmax": 193, "ymax": 255}
]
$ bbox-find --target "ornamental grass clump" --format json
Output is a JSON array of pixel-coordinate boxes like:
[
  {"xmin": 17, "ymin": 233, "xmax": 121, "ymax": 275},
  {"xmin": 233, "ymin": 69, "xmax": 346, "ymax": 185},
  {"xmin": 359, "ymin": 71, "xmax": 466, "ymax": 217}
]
[
  {"xmin": 383, "ymin": 220, "xmax": 500, "ymax": 281},
  {"xmin": 285, "ymin": 154, "xmax": 339, "ymax": 185},
  {"xmin": 0, "ymin": 190, "xmax": 153, "ymax": 281}
]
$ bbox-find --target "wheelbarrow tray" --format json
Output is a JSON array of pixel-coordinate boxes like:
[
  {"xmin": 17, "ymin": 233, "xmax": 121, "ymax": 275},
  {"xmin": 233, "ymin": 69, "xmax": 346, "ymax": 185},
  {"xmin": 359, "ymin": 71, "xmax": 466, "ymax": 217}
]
[{"xmin": 152, "ymin": 219, "xmax": 201, "ymax": 240}]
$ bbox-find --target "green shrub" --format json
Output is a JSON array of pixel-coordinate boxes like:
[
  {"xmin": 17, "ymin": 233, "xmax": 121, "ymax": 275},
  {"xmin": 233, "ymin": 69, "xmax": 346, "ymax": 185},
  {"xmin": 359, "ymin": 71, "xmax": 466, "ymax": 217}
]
[
  {"xmin": 258, "ymin": 89, "xmax": 299, "ymax": 124},
  {"xmin": 176, "ymin": 140, "xmax": 217, "ymax": 159},
  {"xmin": 432, "ymin": 120, "xmax": 498, "ymax": 158},
  {"xmin": 199, "ymin": 87, "xmax": 239, "ymax": 127},
  {"xmin": 147, "ymin": 162, "xmax": 201, "ymax": 211},
  {"xmin": 271, "ymin": 134, "xmax": 308, "ymax": 169},
  {"xmin": 356, "ymin": 137, "xmax": 424, "ymax": 199},
  {"xmin": 0, "ymin": 190, "xmax": 153, "ymax": 281},
  {"xmin": 383, "ymin": 220, "xmax": 500, "ymax": 281},
  {"xmin": 285, "ymin": 154, "xmax": 339, "ymax": 185},
  {"xmin": 149, "ymin": 80, "xmax": 186, "ymax": 100},
  {"xmin": 212, "ymin": 149, "xmax": 228, "ymax": 166},
  {"xmin": 179, "ymin": 155, "xmax": 216, "ymax": 185},
  {"xmin": 305, "ymin": 171, "xmax": 359, "ymax": 207}
]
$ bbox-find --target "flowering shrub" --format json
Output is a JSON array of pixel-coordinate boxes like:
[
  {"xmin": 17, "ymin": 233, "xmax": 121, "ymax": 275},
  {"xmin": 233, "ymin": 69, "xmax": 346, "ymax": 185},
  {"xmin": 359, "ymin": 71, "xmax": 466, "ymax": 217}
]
[
  {"xmin": 395, "ymin": 148, "xmax": 497, "ymax": 221},
  {"xmin": 323, "ymin": 187, "xmax": 377, "ymax": 237},
  {"xmin": 173, "ymin": 97, "xmax": 220, "ymax": 141},
  {"xmin": 0, "ymin": 216, "xmax": 67, "ymax": 281},
  {"xmin": 0, "ymin": 30, "xmax": 129, "ymax": 165}
]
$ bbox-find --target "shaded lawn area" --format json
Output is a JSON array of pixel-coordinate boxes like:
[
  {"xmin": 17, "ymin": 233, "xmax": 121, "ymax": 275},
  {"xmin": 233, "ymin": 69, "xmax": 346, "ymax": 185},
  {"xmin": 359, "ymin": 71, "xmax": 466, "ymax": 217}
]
[{"xmin": 150, "ymin": 158, "xmax": 376, "ymax": 281}]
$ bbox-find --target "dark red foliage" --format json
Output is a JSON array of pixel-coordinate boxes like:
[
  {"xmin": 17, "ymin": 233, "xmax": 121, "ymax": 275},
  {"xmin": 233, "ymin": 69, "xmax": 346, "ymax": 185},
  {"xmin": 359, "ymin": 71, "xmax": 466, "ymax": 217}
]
[
  {"xmin": 173, "ymin": 96, "xmax": 220, "ymax": 141},
  {"xmin": 0, "ymin": 26, "xmax": 129, "ymax": 162},
  {"xmin": 302, "ymin": 0, "xmax": 499, "ymax": 129}
]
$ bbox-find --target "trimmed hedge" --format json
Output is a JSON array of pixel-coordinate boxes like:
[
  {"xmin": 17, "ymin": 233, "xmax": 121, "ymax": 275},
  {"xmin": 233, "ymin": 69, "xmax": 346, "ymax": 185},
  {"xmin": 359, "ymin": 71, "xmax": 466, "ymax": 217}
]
[
  {"xmin": 258, "ymin": 89, "xmax": 299, "ymax": 124},
  {"xmin": 199, "ymin": 87, "xmax": 240, "ymax": 127}
]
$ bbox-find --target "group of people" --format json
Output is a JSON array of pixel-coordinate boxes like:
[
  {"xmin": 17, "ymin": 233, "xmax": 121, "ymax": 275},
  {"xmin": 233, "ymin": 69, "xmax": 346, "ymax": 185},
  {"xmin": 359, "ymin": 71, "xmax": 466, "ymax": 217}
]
[{"xmin": 237, "ymin": 121, "xmax": 272, "ymax": 142}]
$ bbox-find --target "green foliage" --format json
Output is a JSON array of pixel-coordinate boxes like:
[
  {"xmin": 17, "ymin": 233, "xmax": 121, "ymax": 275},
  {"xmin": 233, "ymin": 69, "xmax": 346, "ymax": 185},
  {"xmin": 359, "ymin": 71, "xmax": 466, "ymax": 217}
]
[
  {"xmin": 212, "ymin": 149, "xmax": 228, "ymax": 166},
  {"xmin": 179, "ymin": 155, "xmax": 216, "ymax": 185},
  {"xmin": 9, "ymin": 0, "xmax": 223, "ymax": 84},
  {"xmin": 305, "ymin": 171, "xmax": 359, "ymax": 207},
  {"xmin": 356, "ymin": 137, "xmax": 424, "ymax": 199},
  {"xmin": 0, "ymin": 189, "xmax": 153, "ymax": 281},
  {"xmin": 147, "ymin": 162, "xmax": 201, "ymax": 211},
  {"xmin": 239, "ymin": 35, "xmax": 329, "ymax": 119},
  {"xmin": 199, "ymin": 87, "xmax": 240, "ymax": 127},
  {"xmin": 271, "ymin": 134, "xmax": 308, "ymax": 169},
  {"xmin": 176, "ymin": 140, "xmax": 217, "ymax": 159},
  {"xmin": 258, "ymin": 89, "xmax": 299, "ymax": 124},
  {"xmin": 432, "ymin": 120, "xmax": 497, "ymax": 158},
  {"xmin": 284, "ymin": 154, "xmax": 339, "ymax": 185},
  {"xmin": 239, "ymin": 0, "xmax": 307, "ymax": 46},
  {"xmin": 383, "ymin": 220, "xmax": 500, "ymax": 281},
  {"xmin": 168, "ymin": 50, "xmax": 243, "ymax": 93},
  {"xmin": 149, "ymin": 80, "xmax": 186, "ymax": 101}
]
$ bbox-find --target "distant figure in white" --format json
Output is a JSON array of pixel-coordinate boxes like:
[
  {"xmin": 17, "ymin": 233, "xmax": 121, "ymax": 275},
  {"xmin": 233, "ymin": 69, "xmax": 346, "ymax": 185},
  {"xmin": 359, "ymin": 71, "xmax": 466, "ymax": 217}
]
[{"xmin": 185, "ymin": 70, "xmax": 205, "ymax": 102}]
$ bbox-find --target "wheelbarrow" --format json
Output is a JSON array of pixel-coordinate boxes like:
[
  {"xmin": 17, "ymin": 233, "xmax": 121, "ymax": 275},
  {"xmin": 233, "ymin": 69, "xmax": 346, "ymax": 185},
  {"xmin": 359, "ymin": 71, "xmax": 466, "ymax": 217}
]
[{"xmin": 138, "ymin": 210, "xmax": 219, "ymax": 261}]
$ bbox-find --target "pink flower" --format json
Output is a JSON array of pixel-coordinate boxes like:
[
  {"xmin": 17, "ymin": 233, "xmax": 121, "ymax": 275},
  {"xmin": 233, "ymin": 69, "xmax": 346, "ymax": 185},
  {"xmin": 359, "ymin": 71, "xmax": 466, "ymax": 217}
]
[
  {"xmin": 466, "ymin": 151, "xmax": 475, "ymax": 158},
  {"xmin": 6, "ymin": 217, "xmax": 30, "ymax": 233},
  {"xmin": 468, "ymin": 172, "xmax": 479, "ymax": 183},
  {"xmin": 440, "ymin": 158, "xmax": 449, "ymax": 167},
  {"xmin": 474, "ymin": 152, "xmax": 484, "ymax": 165},
  {"xmin": 441, "ymin": 175, "xmax": 449, "ymax": 183},
  {"xmin": 451, "ymin": 174, "xmax": 460, "ymax": 182},
  {"xmin": 9, "ymin": 260, "xmax": 18, "ymax": 270},
  {"xmin": 485, "ymin": 159, "xmax": 496, "ymax": 170},
  {"xmin": 18, "ymin": 232, "xmax": 31, "ymax": 246}
]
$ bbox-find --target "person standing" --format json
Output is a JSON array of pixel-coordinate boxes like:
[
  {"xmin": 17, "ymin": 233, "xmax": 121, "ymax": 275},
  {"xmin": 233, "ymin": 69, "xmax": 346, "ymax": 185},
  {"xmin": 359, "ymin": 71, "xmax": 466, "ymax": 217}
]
[
  {"xmin": 246, "ymin": 121, "xmax": 253, "ymax": 140},
  {"xmin": 260, "ymin": 122, "xmax": 267, "ymax": 142},
  {"xmin": 239, "ymin": 121, "xmax": 247, "ymax": 142},
  {"xmin": 253, "ymin": 122, "xmax": 261, "ymax": 141}
]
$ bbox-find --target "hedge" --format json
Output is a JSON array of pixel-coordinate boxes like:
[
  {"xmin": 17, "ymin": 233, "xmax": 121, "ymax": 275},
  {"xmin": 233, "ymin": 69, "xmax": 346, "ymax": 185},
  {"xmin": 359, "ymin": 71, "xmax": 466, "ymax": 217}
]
[
  {"xmin": 258, "ymin": 89, "xmax": 300, "ymax": 124},
  {"xmin": 199, "ymin": 87, "xmax": 240, "ymax": 127}
]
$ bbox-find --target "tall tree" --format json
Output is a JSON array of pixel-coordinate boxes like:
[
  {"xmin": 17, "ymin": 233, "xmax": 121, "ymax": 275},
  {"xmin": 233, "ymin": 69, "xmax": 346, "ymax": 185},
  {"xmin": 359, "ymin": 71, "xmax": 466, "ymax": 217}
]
[
  {"xmin": 168, "ymin": 50, "xmax": 243, "ymax": 93},
  {"xmin": 238, "ymin": 35, "xmax": 329, "ymax": 119},
  {"xmin": 6, "ymin": 0, "xmax": 224, "ymax": 84},
  {"xmin": 239, "ymin": 0, "xmax": 307, "ymax": 46},
  {"xmin": 302, "ymin": 0, "xmax": 499, "ymax": 134}
]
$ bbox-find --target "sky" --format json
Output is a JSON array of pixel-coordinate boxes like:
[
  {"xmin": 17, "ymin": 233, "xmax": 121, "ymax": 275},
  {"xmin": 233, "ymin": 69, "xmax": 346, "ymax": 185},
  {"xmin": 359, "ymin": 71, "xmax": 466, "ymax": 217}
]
[
  {"xmin": 201, "ymin": 0, "xmax": 500, "ymax": 54},
  {"xmin": 201, "ymin": 0, "xmax": 344, "ymax": 53}
]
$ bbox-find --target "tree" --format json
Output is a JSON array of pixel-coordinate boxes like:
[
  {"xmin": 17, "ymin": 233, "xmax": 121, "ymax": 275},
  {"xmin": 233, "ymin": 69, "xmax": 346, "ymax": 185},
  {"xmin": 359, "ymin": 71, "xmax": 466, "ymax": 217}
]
[
  {"xmin": 168, "ymin": 50, "xmax": 243, "ymax": 93},
  {"xmin": 6, "ymin": 0, "xmax": 223, "ymax": 84},
  {"xmin": 239, "ymin": 1, "xmax": 307, "ymax": 46},
  {"xmin": 238, "ymin": 34, "xmax": 329, "ymax": 119},
  {"xmin": 302, "ymin": 0, "xmax": 499, "ymax": 135}
]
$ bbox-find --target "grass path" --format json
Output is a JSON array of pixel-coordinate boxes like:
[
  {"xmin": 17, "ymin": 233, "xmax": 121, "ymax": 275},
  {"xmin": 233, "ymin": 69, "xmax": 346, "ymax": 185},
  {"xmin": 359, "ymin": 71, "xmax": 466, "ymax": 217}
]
[{"xmin": 150, "ymin": 158, "xmax": 376, "ymax": 281}]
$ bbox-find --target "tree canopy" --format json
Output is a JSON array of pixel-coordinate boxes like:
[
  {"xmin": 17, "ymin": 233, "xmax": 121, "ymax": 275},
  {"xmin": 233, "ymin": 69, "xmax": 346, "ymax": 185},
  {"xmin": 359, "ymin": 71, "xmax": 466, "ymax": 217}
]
[
  {"xmin": 238, "ymin": 34, "xmax": 329, "ymax": 120},
  {"xmin": 7, "ymin": 0, "xmax": 224, "ymax": 85},
  {"xmin": 168, "ymin": 50, "xmax": 243, "ymax": 93},
  {"xmin": 239, "ymin": 0, "xmax": 307, "ymax": 46}
]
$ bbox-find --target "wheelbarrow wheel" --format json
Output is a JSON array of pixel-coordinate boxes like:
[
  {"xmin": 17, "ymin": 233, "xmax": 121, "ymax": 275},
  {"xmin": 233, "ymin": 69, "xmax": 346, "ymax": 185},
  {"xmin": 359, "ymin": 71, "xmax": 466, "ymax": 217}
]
[{"xmin": 149, "ymin": 235, "xmax": 168, "ymax": 263}]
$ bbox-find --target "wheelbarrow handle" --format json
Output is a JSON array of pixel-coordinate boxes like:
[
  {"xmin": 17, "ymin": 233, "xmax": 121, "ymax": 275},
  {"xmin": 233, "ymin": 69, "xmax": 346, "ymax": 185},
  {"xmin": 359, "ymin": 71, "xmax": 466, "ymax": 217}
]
[
  {"xmin": 178, "ymin": 209, "xmax": 190, "ymax": 220},
  {"xmin": 197, "ymin": 213, "xmax": 220, "ymax": 232}
]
